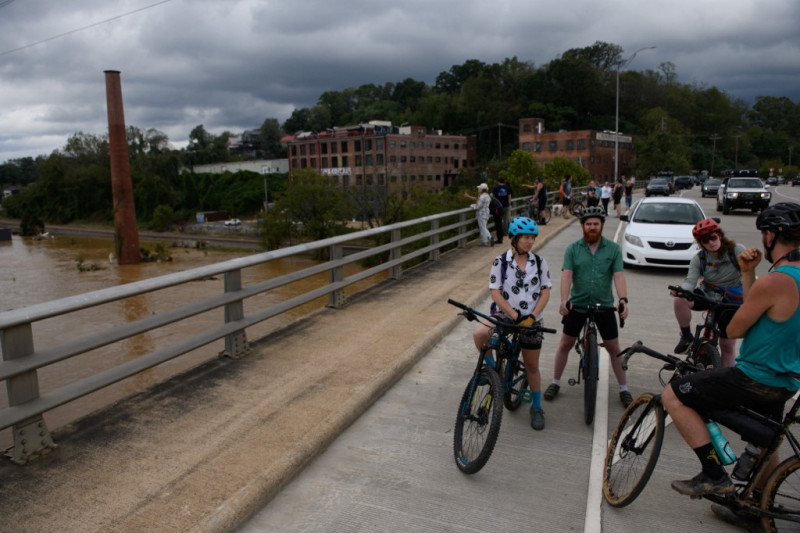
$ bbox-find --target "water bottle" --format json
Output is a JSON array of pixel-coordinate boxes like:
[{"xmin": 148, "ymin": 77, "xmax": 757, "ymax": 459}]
[
  {"xmin": 706, "ymin": 421, "xmax": 737, "ymax": 465},
  {"xmin": 732, "ymin": 443, "xmax": 761, "ymax": 480}
]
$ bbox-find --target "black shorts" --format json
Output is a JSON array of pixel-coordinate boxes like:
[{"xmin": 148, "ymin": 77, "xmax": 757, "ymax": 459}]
[
  {"xmin": 669, "ymin": 367, "xmax": 794, "ymax": 422},
  {"xmin": 689, "ymin": 292, "xmax": 740, "ymax": 339},
  {"xmin": 561, "ymin": 308, "xmax": 618, "ymax": 340}
]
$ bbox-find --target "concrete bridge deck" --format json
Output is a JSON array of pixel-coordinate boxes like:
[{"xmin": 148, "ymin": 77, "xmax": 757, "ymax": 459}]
[{"xmin": 0, "ymin": 210, "xmax": 742, "ymax": 532}]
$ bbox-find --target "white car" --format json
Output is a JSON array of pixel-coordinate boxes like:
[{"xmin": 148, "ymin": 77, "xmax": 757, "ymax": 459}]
[
  {"xmin": 620, "ymin": 197, "xmax": 709, "ymax": 269},
  {"xmin": 224, "ymin": 218, "xmax": 242, "ymax": 226}
]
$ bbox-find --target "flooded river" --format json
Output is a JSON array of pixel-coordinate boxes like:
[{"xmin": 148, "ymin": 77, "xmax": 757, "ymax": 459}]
[{"xmin": 0, "ymin": 232, "xmax": 385, "ymax": 449}]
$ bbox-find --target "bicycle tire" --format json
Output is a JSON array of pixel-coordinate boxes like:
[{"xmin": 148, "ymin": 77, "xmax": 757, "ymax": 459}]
[
  {"xmin": 694, "ymin": 340, "xmax": 722, "ymax": 370},
  {"xmin": 603, "ymin": 393, "xmax": 666, "ymax": 507},
  {"xmin": 760, "ymin": 456, "xmax": 800, "ymax": 531},
  {"xmin": 570, "ymin": 199, "xmax": 585, "ymax": 217},
  {"xmin": 453, "ymin": 367, "xmax": 504, "ymax": 474},
  {"xmin": 500, "ymin": 348, "xmax": 528, "ymax": 411},
  {"xmin": 583, "ymin": 330, "xmax": 599, "ymax": 425},
  {"xmin": 540, "ymin": 207, "xmax": 552, "ymax": 224}
]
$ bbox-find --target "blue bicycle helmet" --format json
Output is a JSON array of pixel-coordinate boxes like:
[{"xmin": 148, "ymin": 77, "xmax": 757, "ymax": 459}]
[{"xmin": 507, "ymin": 216, "xmax": 539, "ymax": 236}]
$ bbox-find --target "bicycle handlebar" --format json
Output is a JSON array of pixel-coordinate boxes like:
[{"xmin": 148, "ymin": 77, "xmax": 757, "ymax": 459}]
[
  {"xmin": 618, "ymin": 340, "xmax": 694, "ymax": 372},
  {"xmin": 447, "ymin": 299, "xmax": 557, "ymax": 335},
  {"xmin": 668, "ymin": 284, "xmax": 736, "ymax": 310}
]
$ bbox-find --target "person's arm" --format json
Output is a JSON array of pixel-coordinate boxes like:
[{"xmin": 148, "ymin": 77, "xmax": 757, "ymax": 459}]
[
  {"xmin": 613, "ymin": 271, "xmax": 629, "ymax": 319},
  {"xmin": 678, "ymin": 254, "xmax": 702, "ymax": 292},
  {"xmin": 531, "ymin": 287, "xmax": 550, "ymax": 318},
  {"xmin": 727, "ymin": 246, "xmax": 767, "ymax": 338},
  {"xmin": 559, "ymin": 269, "xmax": 573, "ymax": 315}
]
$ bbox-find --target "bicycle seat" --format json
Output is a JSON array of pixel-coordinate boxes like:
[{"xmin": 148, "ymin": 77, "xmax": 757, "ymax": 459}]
[{"xmin": 705, "ymin": 408, "xmax": 779, "ymax": 448}]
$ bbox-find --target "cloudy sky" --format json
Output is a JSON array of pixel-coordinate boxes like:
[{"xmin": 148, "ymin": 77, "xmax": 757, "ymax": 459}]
[{"xmin": 1, "ymin": 0, "xmax": 799, "ymax": 163}]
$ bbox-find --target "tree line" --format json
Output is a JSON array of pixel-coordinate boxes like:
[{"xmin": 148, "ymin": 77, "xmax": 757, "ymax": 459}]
[{"xmin": 1, "ymin": 41, "xmax": 798, "ymax": 241}]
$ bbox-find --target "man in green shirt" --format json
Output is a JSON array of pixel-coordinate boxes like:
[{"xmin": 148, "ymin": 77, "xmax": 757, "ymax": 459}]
[{"xmin": 543, "ymin": 206, "xmax": 632, "ymax": 407}]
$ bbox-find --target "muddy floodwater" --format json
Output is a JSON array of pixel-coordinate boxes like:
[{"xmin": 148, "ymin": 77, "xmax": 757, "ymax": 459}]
[{"xmin": 0, "ymin": 233, "xmax": 385, "ymax": 449}]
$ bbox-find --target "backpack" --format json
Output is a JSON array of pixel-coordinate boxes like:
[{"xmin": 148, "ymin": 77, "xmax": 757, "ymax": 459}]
[
  {"xmin": 489, "ymin": 196, "xmax": 503, "ymax": 216},
  {"xmin": 698, "ymin": 248, "xmax": 743, "ymax": 304}
]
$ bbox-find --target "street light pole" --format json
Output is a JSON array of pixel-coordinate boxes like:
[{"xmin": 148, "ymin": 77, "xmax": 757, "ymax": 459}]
[{"xmin": 614, "ymin": 46, "xmax": 656, "ymax": 183}]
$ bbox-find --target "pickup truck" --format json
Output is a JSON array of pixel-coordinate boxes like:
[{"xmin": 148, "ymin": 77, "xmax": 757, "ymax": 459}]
[{"xmin": 716, "ymin": 176, "xmax": 771, "ymax": 214}]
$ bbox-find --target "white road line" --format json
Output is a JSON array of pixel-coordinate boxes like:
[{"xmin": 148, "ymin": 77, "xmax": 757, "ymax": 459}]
[{"xmin": 585, "ymin": 347, "xmax": 609, "ymax": 533}]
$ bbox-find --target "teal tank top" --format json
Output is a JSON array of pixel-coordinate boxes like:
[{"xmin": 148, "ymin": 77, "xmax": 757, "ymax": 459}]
[{"xmin": 736, "ymin": 265, "xmax": 800, "ymax": 391}]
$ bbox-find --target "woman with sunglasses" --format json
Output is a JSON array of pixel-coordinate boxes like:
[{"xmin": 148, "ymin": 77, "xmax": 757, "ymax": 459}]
[
  {"xmin": 671, "ymin": 218, "xmax": 746, "ymax": 366},
  {"xmin": 471, "ymin": 217, "xmax": 552, "ymax": 430}
]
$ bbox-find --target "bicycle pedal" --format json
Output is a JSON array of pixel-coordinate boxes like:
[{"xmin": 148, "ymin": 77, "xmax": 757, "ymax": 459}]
[{"xmin": 520, "ymin": 390, "xmax": 533, "ymax": 403}]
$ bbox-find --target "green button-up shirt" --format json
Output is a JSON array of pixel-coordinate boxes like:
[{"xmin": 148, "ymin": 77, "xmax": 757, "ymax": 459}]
[{"xmin": 563, "ymin": 236, "xmax": 623, "ymax": 307}]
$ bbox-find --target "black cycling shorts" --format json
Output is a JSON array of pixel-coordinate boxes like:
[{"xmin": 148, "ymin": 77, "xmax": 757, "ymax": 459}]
[
  {"xmin": 561, "ymin": 308, "xmax": 618, "ymax": 340},
  {"xmin": 670, "ymin": 367, "xmax": 794, "ymax": 422}
]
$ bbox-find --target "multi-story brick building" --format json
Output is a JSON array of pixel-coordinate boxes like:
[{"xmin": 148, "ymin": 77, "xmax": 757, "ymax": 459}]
[
  {"xmin": 286, "ymin": 121, "xmax": 477, "ymax": 192},
  {"xmin": 518, "ymin": 118, "xmax": 637, "ymax": 182}
]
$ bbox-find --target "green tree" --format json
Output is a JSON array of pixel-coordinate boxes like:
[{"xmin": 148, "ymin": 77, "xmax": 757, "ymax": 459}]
[
  {"xmin": 543, "ymin": 157, "xmax": 590, "ymax": 187},
  {"xmin": 499, "ymin": 149, "xmax": 539, "ymax": 190}
]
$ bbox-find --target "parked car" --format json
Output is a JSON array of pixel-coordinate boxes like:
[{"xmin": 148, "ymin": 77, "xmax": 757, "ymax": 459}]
[
  {"xmin": 701, "ymin": 178, "xmax": 722, "ymax": 197},
  {"xmin": 645, "ymin": 178, "xmax": 670, "ymax": 197},
  {"xmin": 792, "ymin": 176, "xmax": 800, "ymax": 187},
  {"xmin": 766, "ymin": 176, "xmax": 778, "ymax": 186},
  {"xmin": 716, "ymin": 176, "xmax": 771, "ymax": 214},
  {"xmin": 620, "ymin": 197, "xmax": 708, "ymax": 269},
  {"xmin": 674, "ymin": 176, "xmax": 694, "ymax": 190},
  {"xmin": 224, "ymin": 218, "xmax": 242, "ymax": 226}
]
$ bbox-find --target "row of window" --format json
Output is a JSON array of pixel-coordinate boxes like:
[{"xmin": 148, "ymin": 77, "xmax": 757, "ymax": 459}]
[
  {"xmin": 522, "ymin": 139, "xmax": 635, "ymax": 153},
  {"xmin": 327, "ymin": 174, "xmax": 445, "ymax": 187},
  {"xmin": 291, "ymin": 155, "xmax": 464, "ymax": 170},
  {"xmin": 290, "ymin": 139, "xmax": 463, "ymax": 157}
]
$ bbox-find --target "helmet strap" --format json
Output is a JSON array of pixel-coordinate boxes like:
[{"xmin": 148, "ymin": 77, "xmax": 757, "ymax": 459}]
[{"xmin": 768, "ymin": 248, "xmax": 800, "ymax": 272}]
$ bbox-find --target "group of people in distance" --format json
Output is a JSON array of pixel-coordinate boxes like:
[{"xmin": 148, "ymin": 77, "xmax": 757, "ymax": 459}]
[{"xmin": 466, "ymin": 176, "xmax": 800, "ymax": 528}]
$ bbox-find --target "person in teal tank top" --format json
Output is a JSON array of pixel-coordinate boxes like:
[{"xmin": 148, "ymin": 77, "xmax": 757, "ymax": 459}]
[{"xmin": 661, "ymin": 203, "xmax": 800, "ymax": 507}]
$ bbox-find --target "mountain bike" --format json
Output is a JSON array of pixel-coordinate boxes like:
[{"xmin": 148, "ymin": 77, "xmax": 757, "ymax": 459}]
[
  {"xmin": 669, "ymin": 285, "xmax": 740, "ymax": 371},
  {"xmin": 604, "ymin": 341, "xmax": 800, "ymax": 533},
  {"xmin": 567, "ymin": 303, "xmax": 624, "ymax": 425},
  {"xmin": 569, "ymin": 195, "xmax": 585, "ymax": 217},
  {"xmin": 448, "ymin": 299, "xmax": 556, "ymax": 474}
]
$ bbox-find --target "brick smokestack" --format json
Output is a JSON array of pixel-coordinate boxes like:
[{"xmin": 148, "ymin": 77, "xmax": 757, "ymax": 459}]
[{"xmin": 104, "ymin": 70, "xmax": 140, "ymax": 264}]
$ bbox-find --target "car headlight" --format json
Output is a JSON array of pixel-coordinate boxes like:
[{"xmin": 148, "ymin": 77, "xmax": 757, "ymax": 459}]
[
  {"xmin": 727, "ymin": 192, "xmax": 738, "ymax": 199},
  {"xmin": 624, "ymin": 233, "xmax": 643, "ymax": 247},
  {"xmin": 762, "ymin": 192, "xmax": 771, "ymax": 199}
]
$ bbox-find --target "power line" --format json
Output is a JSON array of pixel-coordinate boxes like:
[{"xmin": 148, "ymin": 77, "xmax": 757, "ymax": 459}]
[{"xmin": 0, "ymin": 0, "xmax": 175, "ymax": 57}]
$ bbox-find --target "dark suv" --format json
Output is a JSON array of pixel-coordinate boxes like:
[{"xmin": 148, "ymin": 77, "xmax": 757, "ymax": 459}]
[
  {"xmin": 645, "ymin": 178, "xmax": 670, "ymax": 197},
  {"xmin": 674, "ymin": 176, "xmax": 694, "ymax": 190},
  {"xmin": 716, "ymin": 176, "xmax": 771, "ymax": 214}
]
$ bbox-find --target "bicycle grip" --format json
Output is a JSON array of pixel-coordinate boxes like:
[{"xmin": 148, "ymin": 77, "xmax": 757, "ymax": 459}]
[
  {"xmin": 541, "ymin": 327, "xmax": 557, "ymax": 334},
  {"xmin": 447, "ymin": 299, "xmax": 468, "ymax": 311}
]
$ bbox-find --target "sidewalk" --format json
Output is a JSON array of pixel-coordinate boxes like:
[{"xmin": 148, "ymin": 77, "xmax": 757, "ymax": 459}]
[{"xmin": 0, "ymin": 215, "xmax": 574, "ymax": 532}]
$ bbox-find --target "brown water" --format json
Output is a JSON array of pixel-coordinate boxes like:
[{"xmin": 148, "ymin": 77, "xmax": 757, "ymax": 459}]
[{"xmin": 0, "ymin": 234, "xmax": 386, "ymax": 449}]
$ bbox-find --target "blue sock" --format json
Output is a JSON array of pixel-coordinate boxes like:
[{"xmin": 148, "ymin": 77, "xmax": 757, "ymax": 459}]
[{"xmin": 531, "ymin": 391, "xmax": 542, "ymax": 409}]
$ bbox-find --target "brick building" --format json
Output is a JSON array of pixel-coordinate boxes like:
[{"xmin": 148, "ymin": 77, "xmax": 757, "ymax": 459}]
[
  {"xmin": 518, "ymin": 118, "xmax": 637, "ymax": 182},
  {"xmin": 286, "ymin": 121, "xmax": 477, "ymax": 192}
]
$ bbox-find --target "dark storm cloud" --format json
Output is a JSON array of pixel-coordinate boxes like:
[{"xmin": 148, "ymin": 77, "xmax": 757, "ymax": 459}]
[{"xmin": 1, "ymin": 0, "xmax": 799, "ymax": 163}]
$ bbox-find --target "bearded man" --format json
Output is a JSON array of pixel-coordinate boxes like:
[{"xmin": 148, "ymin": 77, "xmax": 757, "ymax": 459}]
[{"xmin": 543, "ymin": 206, "xmax": 633, "ymax": 407}]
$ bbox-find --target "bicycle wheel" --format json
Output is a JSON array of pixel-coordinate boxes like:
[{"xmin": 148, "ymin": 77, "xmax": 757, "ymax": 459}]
[
  {"xmin": 603, "ymin": 393, "xmax": 666, "ymax": 507},
  {"xmin": 500, "ymin": 348, "xmax": 528, "ymax": 411},
  {"xmin": 760, "ymin": 456, "xmax": 800, "ymax": 531},
  {"xmin": 694, "ymin": 340, "xmax": 722, "ymax": 370},
  {"xmin": 583, "ymin": 330, "xmax": 599, "ymax": 425},
  {"xmin": 570, "ymin": 199, "xmax": 585, "ymax": 217},
  {"xmin": 453, "ymin": 367, "xmax": 504, "ymax": 474}
]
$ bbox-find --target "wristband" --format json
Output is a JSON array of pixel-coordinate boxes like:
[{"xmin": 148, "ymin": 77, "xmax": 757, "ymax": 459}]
[{"xmin": 619, "ymin": 297, "xmax": 628, "ymax": 303}]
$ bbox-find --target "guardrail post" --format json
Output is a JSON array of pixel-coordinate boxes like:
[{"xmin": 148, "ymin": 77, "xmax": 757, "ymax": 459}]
[
  {"xmin": 1, "ymin": 323, "xmax": 56, "ymax": 464},
  {"xmin": 220, "ymin": 269, "xmax": 249, "ymax": 358},
  {"xmin": 390, "ymin": 228, "xmax": 402, "ymax": 279},
  {"xmin": 328, "ymin": 244, "xmax": 346, "ymax": 308},
  {"xmin": 429, "ymin": 220, "xmax": 440, "ymax": 261},
  {"xmin": 458, "ymin": 213, "xmax": 468, "ymax": 248}
]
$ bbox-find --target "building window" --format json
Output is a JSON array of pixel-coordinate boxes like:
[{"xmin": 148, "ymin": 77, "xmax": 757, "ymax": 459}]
[
  {"xmin": 548, "ymin": 141, "xmax": 557, "ymax": 151},
  {"xmin": 366, "ymin": 154, "xmax": 373, "ymax": 166},
  {"xmin": 522, "ymin": 142, "xmax": 531, "ymax": 152},
  {"xmin": 376, "ymin": 139, "xmax": 383, "ymax": 150},
  {"xmin": 523, "ymin": 124, "xmax": 532, "ymax": 132},
  {"xmin": 342, "ymin": 156, "xmax": 349, "ymax": 166},
  {"xmin": 301, "ymin": 159, "xmax": 307, "ymax": 168},
  {"xmin": 331, "ymin": 157, "xmax": 339, "ymax": 168},
  {"xmin": 578, "ymin": 139, "xmax": 586, "ymax": 150},
  {"xmin": 341, "ymin": 141, "xmax": 348, "ymax": 152},
  {"xmin": 300, "ymin": 144, "xmax": 306, "ymax": 156},
  {"xmin": 390, "ymin": 140, "xmax": 396, "ymax": 147},
  {"xmin": 410, "ymin": 141, "xmax": 416, "ymax": 148},
  {"xmin": 365, "ymin": 139, "xmax": 372, "ymax": 150},
  {"xmin": 566, "ymin": 140, "xmax": 574, "ymax": 151},
  {"xmin": 331, "ymin": 142, "xmax": 337, "ymax": 154},
  {"xmin": 322, "ymin": 157, "xmax": 328, "ymax": 167},
  {"xmin": 355, "ymin": 155, "xmax": 362, "ymax": 166},
  {"xmin": 291, "ymin": 145, "xmax": 297, "ymax": 156},
  {"xmin": 292, "ymin": 158, "xmax": 298, "ymax": 168},
  {"xmin": 310, "ymin": 159, "xmax": 316, "ymax": 168},
  {"xmin": 435, "ymin": 156, "xmax": 441, "ymax": 163},
  {"xmin": 454, "ymin": 143, "xmax": 459, "ymax": 150},
  {"xmin": 400, "ymin": 141, "xmax": 407, "ymax": 148},
  {"xmin": 534, "ymin": 142, "xmax": 542, "ymax": 153},
  {"xmin": 390, "ymin": 155, "xmax": 397, "ymax": 163},
  {"xmin": 427, "ymin": 156, "xmax": 433, "ymax": 163},
  {"xmin": 342, "ymin": 175, "xmax": 349, "ymax": 187},
  {"xmin": 401, "ymin": 155, "xmax": 407, "ymax": 162},
  {"xmin": 321, "ymin": 143, "xmax": 328, "ymax": 155},
  {"xmin": 366, "ymin": 174, "xmax": 373, "ymax": 185},
  {"xmin": 410, "ymin": 156, "xmax": 416, "ymax": 162},
  {"xmin": 354, "ymin": 140, "xmax": 361, "ymax": 152},
  {"xmin": 377, "ymin": 153, "xmax": 384, "ymax": 165},
  {"xmin": 378, "ymin": 173, "xmax": 385, "ymax": 185}
]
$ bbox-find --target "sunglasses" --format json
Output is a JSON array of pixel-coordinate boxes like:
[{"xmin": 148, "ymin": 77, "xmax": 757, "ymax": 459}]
[{"xmin": 699, "ymin": 234, "xmax": 719, "ymax": 244}]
